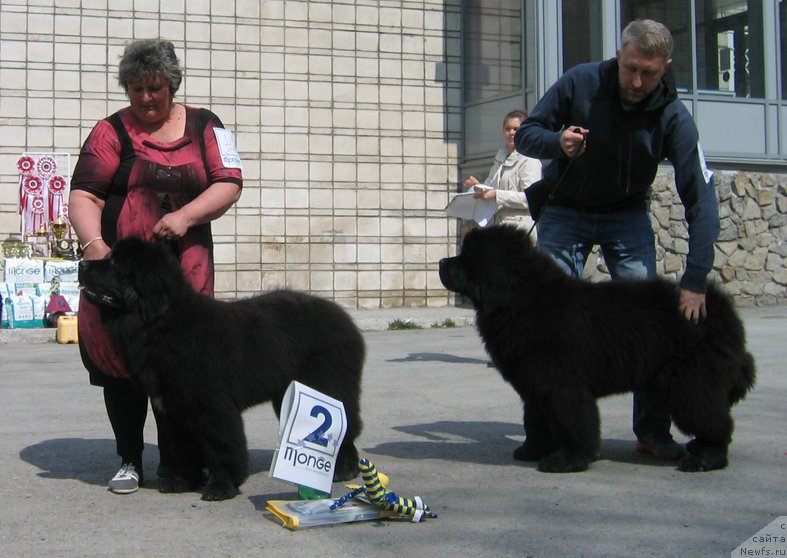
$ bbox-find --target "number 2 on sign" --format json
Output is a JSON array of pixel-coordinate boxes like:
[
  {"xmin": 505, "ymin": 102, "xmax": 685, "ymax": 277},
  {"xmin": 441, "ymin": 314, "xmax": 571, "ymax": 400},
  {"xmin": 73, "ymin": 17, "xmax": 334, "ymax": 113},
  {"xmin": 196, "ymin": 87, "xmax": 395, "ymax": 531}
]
[{"xmin": 304, "ymin": 405, "xmax": 332, "ymax": 447}]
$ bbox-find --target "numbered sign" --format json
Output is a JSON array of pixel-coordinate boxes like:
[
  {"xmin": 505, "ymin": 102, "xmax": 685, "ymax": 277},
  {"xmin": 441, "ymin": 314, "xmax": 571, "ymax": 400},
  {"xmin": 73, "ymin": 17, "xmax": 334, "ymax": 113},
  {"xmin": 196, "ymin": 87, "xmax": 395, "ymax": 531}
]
[{"xmin": 269, "ymin": 381, "xmax": 347, "ymax": 494}]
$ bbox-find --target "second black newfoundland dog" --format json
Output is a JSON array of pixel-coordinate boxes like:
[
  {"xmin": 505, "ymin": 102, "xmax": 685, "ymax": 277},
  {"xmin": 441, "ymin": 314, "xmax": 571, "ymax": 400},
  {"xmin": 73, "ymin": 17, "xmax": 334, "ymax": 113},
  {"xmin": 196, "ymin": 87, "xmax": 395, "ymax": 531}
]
[
  {"xmin": 79, "ymin": 237, "xmax": 364, "ymax": 500},
  {"xmin": 439, "ymin": 225, "xmax": 755, "ymax": 473}
]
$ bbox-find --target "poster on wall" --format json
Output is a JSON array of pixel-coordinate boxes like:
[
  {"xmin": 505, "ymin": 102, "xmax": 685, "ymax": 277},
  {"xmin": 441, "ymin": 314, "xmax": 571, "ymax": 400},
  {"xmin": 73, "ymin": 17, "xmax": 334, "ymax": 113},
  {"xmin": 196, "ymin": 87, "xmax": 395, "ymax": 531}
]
[{"xmin": 16, "ymin": 152, "xmax": 71, "ymax": 238}]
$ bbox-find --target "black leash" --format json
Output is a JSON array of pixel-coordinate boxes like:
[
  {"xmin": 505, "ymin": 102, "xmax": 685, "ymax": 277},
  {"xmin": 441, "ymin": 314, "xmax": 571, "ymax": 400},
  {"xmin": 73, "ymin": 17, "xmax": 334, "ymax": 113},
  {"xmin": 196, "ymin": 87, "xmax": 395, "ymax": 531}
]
[{"xmin": 526, "ymin": 128, "xmax": 586, "ymax": 239}]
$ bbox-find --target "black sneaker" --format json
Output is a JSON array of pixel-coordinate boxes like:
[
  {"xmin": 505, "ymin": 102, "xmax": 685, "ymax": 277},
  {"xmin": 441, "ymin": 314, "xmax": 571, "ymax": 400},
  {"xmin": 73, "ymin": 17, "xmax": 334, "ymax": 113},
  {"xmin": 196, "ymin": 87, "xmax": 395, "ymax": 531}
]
[{"xmin": 636, "ymin": 435, "xmax": 686, "ymax": 461}]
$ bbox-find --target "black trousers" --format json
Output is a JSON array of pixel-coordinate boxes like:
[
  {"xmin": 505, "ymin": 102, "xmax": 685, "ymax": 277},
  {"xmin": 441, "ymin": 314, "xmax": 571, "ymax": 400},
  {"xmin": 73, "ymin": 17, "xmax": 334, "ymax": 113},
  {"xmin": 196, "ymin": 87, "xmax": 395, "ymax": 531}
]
[{"xmin": 102, "ymin": 381, "xmax": 176, "ymax": 472}]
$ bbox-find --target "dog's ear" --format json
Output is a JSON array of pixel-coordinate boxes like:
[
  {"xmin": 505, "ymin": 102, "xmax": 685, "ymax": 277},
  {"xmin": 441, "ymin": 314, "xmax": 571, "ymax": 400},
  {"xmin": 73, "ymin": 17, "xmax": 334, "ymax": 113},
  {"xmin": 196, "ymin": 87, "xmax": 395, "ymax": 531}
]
[
  {"xmin": 152, "ymin": 237, "xmax": 182, "ymax": 259},
  {"xmin": 130, "ymin": 241, "xmax": 180, "ymax": 324},
  {"xmin": 132, "ymin": 271, "xmax": 172, "ymax": 324}
]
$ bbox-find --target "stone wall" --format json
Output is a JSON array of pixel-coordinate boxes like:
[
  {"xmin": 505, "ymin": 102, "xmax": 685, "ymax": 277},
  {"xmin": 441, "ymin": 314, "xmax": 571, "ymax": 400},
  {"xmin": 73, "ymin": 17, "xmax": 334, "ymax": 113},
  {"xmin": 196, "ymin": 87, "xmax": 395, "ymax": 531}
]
[{"xmin": 585, "ymin": 168, "xmax": 787, "ymax": 307}]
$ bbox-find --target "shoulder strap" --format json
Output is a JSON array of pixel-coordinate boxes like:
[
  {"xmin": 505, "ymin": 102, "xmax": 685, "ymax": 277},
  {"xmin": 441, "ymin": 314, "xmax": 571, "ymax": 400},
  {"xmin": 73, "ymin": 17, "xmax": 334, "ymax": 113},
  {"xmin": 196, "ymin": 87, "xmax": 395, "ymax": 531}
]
[
  {"xmin": 190, "ymin": 107, "xmax": 214, "ymax": 178},
  {"xmin": 105, "ymin": 112, "xmax": 134, "ymax": 197},
  {"xmin": 100, "ymin": 112, "xmax": 135, "ymax": 247}
]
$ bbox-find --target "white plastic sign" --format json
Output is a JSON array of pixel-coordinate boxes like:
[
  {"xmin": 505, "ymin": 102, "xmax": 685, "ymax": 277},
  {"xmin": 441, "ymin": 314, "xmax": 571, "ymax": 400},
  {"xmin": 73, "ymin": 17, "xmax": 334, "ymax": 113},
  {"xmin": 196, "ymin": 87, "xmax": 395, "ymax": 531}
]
[{"xmin": 269, "ymin": 381, "xmax": 347, "ymax": 494}]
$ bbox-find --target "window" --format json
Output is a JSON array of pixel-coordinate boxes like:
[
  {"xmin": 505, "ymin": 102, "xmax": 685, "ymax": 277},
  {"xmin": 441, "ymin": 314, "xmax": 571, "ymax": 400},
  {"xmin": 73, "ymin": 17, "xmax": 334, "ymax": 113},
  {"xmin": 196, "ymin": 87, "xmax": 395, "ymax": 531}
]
[
  {"xmin": 780, "ymin": 0, "xmax": 787, "ymax": 99},
  {"xmin": 562, "ymin": 0, "xmax": 603, "ymax": 70},
  {"xmin": 695, "ymin": 0, "xmax": 764, "ymax": 98},
  {"xmin": 463, "ymin": 0, "xmax": 522, "ymax": 103}
]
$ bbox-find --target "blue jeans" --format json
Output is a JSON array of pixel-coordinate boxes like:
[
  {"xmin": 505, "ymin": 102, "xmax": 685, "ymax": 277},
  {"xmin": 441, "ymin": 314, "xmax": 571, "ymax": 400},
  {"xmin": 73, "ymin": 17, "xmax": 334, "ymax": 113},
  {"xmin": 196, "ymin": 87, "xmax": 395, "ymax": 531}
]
[
  {"xmin": 537, "ymin": 206, "xmax": 656, "ymax": 280},
  {"xmin": 537, "ymin": 206, "xmax": 671, "ymax": 441}
]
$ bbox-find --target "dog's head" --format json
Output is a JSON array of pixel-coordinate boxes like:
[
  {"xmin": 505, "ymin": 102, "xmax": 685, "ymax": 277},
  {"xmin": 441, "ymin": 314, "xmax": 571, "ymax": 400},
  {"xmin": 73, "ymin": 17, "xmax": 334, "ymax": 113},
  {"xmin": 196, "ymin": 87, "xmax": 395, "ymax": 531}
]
[
  {"xmin": 439, "ymin": 225, "xmax": 548, "ymax": 310},
  {"xmin": 78, "ymin": 237, "xmax": 186, "ymax": 323}
]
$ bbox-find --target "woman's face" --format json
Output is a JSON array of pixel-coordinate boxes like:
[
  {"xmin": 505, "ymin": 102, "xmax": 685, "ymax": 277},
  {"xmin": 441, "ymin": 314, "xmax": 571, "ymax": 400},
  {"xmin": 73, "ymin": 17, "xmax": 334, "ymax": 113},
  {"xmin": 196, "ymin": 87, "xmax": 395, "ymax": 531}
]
[
  {"xmin": 504, "ymin": 117, "xmax": 523, "ymax": 152},
  {"xmin": 126, "ymin": 74, "xmax": 173, "ymax": 125}
]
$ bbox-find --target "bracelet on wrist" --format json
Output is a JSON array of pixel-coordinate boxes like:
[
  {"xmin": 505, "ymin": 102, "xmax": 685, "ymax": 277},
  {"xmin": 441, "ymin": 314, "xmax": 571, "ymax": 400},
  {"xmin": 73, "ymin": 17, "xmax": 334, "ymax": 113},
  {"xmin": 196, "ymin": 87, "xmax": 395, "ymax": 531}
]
[{"xmin": 80, "ymin": 236, "xmax": 104, "ymax": 251}]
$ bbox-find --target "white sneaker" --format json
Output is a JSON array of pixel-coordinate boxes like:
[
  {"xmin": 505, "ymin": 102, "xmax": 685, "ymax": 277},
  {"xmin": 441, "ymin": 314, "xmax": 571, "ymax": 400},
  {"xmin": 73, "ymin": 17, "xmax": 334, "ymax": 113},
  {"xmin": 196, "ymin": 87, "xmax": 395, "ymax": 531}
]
[{"xmin": 108, "ymin": 463, "xmax": 141, "ymax": 494}]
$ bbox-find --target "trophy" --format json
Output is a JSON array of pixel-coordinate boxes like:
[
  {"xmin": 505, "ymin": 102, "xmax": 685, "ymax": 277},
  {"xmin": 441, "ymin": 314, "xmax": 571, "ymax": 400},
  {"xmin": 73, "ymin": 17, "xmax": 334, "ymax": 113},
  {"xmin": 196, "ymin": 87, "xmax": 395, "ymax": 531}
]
[
  {"xmin": 49, "ymin": 215, "xmax": 79, "ymax": 259},
  {"xmin": 28, "ymin": 222, "xmax": 50, "ymax": 257}
]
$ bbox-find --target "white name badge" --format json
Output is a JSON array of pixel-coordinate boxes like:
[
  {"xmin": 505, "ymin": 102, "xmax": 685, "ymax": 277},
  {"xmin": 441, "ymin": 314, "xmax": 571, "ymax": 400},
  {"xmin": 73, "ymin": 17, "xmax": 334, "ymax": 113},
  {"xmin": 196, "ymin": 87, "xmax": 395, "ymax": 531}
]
[
  {"xmin": 213, "ymin": 128, "xmax": 243, "ymax": 170},
  {"xmin": 269, "ymin": 381, "xmax": 347, "ymax": 494}
]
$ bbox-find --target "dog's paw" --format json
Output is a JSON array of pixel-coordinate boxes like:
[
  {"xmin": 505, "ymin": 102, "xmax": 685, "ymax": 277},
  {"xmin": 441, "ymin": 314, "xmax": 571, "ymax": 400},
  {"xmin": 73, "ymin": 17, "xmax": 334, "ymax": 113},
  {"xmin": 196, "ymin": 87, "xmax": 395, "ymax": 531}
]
[
  {"xmin": 537, "ymin": 451, "xmax": 590, "ymax": 473},
  {"xmin": 201, "ymin": 482, "xmax": 240, "ymax": 501},
  {"xmin": 513, "ymin": 441, "xmax": 547, "ymax": 462},
  {"xmin": 677, "ymin": 453, "xmax": 728, "ymax": 473},
  {"xmin": 158, "ymin": 476, "xmax": 194, "ymax": 494},
  {"xmin": 332, "ymin": 462, "xmax": 360, "ymax": 482},
  {"xmin": 677, "ymin": 454, "xmax": 706, "ymax": 472}
]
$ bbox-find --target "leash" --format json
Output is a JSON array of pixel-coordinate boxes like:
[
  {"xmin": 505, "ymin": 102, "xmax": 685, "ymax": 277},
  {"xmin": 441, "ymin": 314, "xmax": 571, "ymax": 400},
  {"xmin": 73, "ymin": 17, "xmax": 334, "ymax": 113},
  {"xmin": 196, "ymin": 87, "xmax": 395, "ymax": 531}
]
[{"xmin": 526, "ymin": 128, "xmax": 586, "ymax": 239}]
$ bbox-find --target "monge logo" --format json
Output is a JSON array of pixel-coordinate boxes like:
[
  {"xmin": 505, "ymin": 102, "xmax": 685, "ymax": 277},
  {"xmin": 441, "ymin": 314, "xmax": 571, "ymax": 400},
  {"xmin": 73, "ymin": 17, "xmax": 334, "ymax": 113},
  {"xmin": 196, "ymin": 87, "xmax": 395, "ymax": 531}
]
[{"xmin": 282, "ymin": 446, "xmax": 333, "ymax": 476}]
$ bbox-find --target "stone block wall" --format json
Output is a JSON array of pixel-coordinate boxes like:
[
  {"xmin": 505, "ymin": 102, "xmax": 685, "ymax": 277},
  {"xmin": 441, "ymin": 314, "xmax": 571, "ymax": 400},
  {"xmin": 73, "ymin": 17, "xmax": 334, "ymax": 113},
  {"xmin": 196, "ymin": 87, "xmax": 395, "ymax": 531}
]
[{"xmin": 585, "ymin": 168, "xmax": 787, "ymax": 307}]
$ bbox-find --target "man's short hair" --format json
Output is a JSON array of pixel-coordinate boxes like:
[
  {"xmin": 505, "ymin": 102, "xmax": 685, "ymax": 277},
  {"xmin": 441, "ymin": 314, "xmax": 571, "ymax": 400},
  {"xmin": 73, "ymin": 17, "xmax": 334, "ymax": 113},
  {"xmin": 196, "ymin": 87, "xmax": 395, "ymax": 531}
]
[{"xmin": 621, "ymin": 19, "xmax": 673, "ymax": 61}]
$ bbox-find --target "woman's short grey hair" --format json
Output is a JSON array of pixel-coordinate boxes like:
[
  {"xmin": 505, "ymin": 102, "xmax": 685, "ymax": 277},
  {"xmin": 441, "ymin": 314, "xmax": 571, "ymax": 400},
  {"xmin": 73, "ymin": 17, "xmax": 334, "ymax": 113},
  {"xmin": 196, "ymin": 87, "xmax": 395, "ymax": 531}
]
[
  {"xmin": 621, "ymin": 19, "xmax": 673, "ymax": 61},
  {"xmin": 118, "ymin": 39, "xmax": 182, "ymax": 95}
]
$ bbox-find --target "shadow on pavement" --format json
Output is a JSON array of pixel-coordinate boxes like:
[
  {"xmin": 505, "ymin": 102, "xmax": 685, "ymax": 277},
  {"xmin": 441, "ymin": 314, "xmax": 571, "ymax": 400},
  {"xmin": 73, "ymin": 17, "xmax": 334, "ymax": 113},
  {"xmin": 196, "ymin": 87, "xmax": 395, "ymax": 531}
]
[{"xmin": 385, "ymin": 352, "xmax": 488, "ymax": 365}]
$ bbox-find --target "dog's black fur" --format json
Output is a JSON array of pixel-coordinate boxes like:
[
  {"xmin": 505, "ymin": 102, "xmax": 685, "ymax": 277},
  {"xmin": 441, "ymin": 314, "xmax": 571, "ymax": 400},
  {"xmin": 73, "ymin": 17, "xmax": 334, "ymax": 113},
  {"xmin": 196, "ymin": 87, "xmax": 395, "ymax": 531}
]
[
  {"xmin": 79, "ymin": 237, "xmax": 364, "ymax": 500},
  {"xmin": 439, "ymin": 225, "xmax": 755, "ymax": 473}
]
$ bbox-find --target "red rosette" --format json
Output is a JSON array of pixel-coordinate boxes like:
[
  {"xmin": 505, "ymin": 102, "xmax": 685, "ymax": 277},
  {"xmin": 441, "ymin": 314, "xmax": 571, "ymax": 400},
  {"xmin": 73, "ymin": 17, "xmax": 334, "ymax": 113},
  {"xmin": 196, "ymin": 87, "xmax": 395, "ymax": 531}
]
[
  {"xmin": 49, "ymin": 175, "xmax": 67, "ymax": 194},
  {"xmin": 17, "ymin": 156, "xmax": 35, "ymax": 175},
  {"xmin": 31, "ymin": 196, "xmax": 46, "ymax": 214},
  {"xmin": 23, "ymin": 176, "xmax": 43, "ymax": 195},
  {"xmin": 36, "ymin": 155, "xmax": 57, "ymax": 177}
]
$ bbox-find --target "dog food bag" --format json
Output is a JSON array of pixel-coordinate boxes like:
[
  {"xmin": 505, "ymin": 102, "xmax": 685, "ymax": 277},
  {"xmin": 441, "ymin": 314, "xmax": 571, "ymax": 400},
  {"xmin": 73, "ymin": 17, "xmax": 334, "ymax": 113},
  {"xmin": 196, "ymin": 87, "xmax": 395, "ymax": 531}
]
[
  {"xmin": 4, "ymin": 258, "xmax": 45, "ymax": 283},
  {"xmin": 57, "ymin": 282, "xmax": 81, "ymax": 313},
  {"xmin": 14, "ymin": 282, "xmax": 38, "ymax": 297},
  {"xmin": 7, "ymin": 293, "xmax": 37, "ymax": 328},
  {"xmin": 44, "ymin": 260, "xmax": 79, "ymax": 282}
]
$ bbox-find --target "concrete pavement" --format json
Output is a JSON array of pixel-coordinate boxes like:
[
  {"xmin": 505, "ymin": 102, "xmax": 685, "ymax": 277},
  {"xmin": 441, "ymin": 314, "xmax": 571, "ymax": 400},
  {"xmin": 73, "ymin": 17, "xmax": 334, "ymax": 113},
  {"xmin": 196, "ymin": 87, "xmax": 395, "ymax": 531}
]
[{"xmin": 0, "ymin": 306, "xmax": 784, "ymax": 557}]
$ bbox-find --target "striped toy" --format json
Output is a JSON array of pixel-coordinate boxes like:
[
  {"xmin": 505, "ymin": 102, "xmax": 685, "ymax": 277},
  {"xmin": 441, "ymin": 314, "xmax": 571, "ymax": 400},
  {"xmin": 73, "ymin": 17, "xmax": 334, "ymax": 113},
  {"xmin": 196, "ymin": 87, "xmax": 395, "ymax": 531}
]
[{"xmin": 330, "ymin": 458, "xmax": 437, "ymax": 522}]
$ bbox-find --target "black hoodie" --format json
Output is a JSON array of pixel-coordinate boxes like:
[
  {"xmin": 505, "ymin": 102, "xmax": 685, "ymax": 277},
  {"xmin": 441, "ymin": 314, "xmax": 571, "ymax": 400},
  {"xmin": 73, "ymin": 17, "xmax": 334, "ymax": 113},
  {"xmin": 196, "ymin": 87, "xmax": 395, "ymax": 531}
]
[{"xmin": 515, "ymin": 58, "xmax": 720, "ymax": 292}]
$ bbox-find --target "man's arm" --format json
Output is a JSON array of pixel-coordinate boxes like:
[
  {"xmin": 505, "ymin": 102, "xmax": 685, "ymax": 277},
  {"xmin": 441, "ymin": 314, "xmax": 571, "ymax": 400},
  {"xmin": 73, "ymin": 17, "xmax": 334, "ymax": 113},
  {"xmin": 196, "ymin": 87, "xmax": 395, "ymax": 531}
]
[
  {"xmin": 514, "ymin": 78, "xmax": 573, "ymax": 160},
  {"xmin": 665, "ymin": 106, "xmax": 721, "ymax": 321}
]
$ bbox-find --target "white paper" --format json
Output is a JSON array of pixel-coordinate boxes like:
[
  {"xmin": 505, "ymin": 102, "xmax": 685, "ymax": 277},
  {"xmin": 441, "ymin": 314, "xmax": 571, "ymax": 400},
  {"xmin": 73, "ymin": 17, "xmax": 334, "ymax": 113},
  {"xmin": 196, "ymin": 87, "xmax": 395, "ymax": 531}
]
[
  {"xmin": 445, "ymin": 191, "xmax": 497, "ymax": 227},
  {"xmin": 213, "ymin": 128, "xmax": 243, "ymax": 170},
  {"xmin": 270, "ymin": 381, "xmax": 347, "ymax": 494}
]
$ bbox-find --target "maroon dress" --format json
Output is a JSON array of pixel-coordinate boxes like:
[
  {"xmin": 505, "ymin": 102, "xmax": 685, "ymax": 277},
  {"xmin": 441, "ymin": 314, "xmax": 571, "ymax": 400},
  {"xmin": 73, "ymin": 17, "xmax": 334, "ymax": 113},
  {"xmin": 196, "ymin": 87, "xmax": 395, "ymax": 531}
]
[{"xmin": 71, "ymin": 106, "xmax": 243, "ymax": 380}]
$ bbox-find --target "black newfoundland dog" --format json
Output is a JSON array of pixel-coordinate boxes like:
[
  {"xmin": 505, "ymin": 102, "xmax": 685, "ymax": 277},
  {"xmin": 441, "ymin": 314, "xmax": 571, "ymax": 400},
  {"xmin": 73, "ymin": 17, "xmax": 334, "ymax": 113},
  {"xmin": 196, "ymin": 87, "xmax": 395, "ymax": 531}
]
[
  {"xmin": 79, "ymin": 237, "xmax": 364, "ymax": 500},
  {"xmin": 439, "ymin": 225, "xmax": 755, "ymax": 473}
]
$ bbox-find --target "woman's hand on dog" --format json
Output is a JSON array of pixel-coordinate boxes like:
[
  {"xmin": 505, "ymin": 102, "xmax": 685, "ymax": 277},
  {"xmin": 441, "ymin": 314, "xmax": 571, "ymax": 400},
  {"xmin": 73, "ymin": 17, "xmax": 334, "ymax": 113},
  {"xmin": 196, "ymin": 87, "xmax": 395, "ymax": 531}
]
[{"xmin": 153, "ymin": 211, "xmax": 189, "ymax": 240}]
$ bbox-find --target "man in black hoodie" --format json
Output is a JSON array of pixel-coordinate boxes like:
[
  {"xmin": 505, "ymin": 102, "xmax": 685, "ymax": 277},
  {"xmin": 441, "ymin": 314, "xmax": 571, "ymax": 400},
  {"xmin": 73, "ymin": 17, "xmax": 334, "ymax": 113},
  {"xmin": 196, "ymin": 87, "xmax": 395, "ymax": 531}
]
[{"xmin": 515, "ymin": 19, "xmax": 720, "ymax": 460}]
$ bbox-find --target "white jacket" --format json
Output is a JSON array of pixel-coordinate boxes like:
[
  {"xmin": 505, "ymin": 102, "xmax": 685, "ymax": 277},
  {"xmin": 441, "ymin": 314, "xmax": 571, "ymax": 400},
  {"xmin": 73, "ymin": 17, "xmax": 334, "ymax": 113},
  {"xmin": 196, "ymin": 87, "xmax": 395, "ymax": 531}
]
[{"xmin": 484, "ymin": 147, "xmax": 542, "ymax": 228}]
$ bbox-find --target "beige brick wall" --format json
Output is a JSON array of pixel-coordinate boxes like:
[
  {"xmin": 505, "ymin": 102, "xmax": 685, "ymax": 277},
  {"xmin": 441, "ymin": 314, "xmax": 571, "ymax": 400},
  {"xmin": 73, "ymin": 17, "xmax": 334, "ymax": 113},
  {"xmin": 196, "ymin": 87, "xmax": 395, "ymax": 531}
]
[{"xmin": 0, "ymin": 0, "xmax": 463, "ymax": 309}]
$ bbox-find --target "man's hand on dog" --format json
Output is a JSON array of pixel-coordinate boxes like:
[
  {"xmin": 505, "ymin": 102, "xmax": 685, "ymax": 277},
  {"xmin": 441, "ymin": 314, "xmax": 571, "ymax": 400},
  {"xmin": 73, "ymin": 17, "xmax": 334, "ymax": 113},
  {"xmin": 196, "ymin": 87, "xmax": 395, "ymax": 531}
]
[{"xmin": 679, "ymin": 288, "xmax": 707, "ymax": 323}]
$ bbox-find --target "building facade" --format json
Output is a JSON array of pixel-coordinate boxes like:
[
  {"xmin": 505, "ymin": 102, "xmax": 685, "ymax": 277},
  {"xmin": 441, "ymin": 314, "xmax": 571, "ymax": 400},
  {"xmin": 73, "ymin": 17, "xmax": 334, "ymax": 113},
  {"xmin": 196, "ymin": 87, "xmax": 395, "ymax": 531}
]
[
  {"xmin": 0, "ymin": 0, "xmax": 784, "ymax": 308},
  {"xmin": 463, "ymin": 0, "xmax": 787, "ymax": 305}
]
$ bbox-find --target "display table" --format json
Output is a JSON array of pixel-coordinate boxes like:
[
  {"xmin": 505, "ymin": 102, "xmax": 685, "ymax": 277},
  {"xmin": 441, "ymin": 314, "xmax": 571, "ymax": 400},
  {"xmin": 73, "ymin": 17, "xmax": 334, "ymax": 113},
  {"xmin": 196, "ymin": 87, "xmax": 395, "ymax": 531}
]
[{"xmin": 1, "ymin": 257, "xmax": 80, "ymax": 329}]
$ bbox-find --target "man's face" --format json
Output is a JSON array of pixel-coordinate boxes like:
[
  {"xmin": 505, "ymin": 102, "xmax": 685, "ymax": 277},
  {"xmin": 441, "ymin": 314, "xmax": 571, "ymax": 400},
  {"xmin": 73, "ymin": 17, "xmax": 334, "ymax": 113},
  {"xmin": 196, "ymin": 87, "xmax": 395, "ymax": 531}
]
[{"xmin": 617, "ymin": 43, "xmax": 671, "ymax": 105}]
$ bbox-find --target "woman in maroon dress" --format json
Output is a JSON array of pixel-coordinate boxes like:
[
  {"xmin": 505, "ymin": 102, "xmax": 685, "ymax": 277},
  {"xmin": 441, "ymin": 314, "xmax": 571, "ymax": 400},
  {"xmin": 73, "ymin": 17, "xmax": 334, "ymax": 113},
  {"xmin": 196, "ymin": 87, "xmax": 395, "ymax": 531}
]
[{"xmin": 69, "ymin": 39, "xmax": 243, "ymax": 494}]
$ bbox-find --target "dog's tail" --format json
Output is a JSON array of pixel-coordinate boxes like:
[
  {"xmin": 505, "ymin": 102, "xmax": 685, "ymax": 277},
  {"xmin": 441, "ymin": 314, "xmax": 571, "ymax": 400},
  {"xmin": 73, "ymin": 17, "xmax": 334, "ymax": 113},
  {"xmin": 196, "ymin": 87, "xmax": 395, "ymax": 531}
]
[{"xmin": 729, "ymin": 350, "xmax": 756, "ymax": 405}]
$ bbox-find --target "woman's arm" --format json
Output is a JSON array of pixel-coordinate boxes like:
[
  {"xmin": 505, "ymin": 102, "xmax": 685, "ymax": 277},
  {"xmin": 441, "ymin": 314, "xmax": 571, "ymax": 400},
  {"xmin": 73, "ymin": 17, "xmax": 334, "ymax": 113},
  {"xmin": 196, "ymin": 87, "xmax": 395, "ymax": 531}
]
[
  {"xmin": 152, "ymin": 181, "xmax": 242, "ymax": 239},
  {"xmin": 68, "ymin": 189, "xmax": 109, "ymax": 260}
]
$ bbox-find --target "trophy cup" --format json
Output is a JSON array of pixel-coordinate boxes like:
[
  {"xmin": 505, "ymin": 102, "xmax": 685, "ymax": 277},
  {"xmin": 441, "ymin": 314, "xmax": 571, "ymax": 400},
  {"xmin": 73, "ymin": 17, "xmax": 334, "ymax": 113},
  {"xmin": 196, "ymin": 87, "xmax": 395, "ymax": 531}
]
[{"xmin": 50, "ymin": 216, "xmax": 78, "ymax": 259}]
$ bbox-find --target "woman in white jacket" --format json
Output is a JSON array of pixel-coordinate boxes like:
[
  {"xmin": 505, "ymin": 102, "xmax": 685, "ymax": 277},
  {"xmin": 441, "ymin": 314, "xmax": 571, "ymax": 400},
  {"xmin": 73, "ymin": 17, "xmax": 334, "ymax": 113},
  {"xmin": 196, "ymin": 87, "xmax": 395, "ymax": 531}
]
[{"xmin": 464, "ymin": 110, "xmax": 542, "ymax": 230}]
